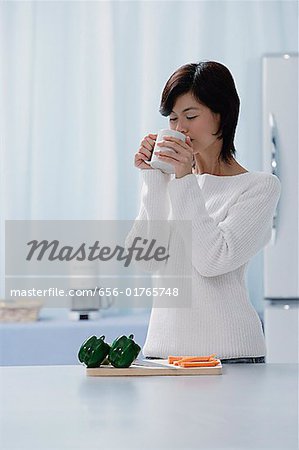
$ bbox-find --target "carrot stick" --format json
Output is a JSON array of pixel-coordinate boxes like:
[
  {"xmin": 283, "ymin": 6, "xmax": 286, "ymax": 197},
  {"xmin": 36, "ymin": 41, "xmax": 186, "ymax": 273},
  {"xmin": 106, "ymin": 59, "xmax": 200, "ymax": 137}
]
[
  {"xmin": 168, "ymin": 354, "xmax": 217, "ymax": 364},
  {"xmin": 177, "ymin": 354, "xmax": 217, "ymax": 363},
  {"xmin": 179, "ymin": 360, "xmax": 220, "ymax": 368},
  {"xmin": 168, "ymin": 356, "xmax": 183, "ymax": 364}
]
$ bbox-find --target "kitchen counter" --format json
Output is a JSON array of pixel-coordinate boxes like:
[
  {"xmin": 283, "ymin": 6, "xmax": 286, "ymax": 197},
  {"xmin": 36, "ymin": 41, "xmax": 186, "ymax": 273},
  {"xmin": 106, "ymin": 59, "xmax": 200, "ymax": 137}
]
[{"xmin": 0, "ymin": 363, "xmax": 297, "ymax": 449}]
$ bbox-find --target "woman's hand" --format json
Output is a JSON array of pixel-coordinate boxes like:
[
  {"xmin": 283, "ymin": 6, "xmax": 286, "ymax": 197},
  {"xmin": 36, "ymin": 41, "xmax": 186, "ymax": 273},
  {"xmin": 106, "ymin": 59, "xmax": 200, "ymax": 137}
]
[
  {"xmin": 155, "ymin": 135, "xmax": 193, "ymax": 178},
  {"xmin": 134, "ymin": 133, "xmax": 157, "ymax": 170}
]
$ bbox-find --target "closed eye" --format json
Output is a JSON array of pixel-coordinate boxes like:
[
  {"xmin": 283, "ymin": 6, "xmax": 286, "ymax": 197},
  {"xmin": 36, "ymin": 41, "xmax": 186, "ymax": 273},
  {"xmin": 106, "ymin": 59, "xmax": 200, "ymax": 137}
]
[{"xmin": 169, "ymin": 116, "xmax": 198, "ymax": 121}]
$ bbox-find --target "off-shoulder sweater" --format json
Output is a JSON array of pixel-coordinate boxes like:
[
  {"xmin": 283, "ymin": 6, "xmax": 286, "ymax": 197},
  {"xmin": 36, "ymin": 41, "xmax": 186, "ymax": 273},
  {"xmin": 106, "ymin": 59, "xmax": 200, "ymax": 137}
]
[{"xmin": 126, "ymin": 170, "xmax": 281, "ymax": 359}]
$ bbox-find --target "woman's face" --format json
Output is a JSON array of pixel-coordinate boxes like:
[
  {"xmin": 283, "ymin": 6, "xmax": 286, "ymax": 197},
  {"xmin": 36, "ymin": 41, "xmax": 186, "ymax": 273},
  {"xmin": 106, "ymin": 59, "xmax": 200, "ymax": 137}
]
[{"xmin": 169, "ymin": 92, "xmax": 221, "ymax": 154}]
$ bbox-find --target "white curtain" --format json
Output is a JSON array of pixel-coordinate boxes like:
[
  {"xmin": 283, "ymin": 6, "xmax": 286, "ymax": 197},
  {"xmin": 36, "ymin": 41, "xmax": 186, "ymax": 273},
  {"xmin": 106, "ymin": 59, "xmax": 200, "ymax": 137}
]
[
  {"xmin": 0, "ymin": 0, "xmax": 298, "ymax": 310},
  {"xmin": 1, "ymin": 1, "xmax": 117, "ymax": 220}
]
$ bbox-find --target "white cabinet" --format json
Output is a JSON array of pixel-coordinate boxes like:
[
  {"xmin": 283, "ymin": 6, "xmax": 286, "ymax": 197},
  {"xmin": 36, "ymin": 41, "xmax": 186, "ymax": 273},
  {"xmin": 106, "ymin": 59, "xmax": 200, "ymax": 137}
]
[{"xmin": 264, "ymin": 300, "xmax": 299, "ymax": 363}]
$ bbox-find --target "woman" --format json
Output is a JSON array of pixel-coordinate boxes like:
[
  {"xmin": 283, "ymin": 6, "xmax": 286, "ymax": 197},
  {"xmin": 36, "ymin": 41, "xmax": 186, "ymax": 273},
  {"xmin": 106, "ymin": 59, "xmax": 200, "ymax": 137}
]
[{"xmin": 131, "ymin": 61, "xmax": 281, "ymax": 363}]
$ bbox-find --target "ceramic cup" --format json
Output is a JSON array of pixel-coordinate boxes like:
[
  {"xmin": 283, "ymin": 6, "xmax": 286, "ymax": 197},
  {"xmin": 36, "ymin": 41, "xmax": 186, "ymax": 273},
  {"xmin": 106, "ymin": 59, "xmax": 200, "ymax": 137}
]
[{"xmin": 145, "ymin": 129, "xmax": 186, "ymax": 174}]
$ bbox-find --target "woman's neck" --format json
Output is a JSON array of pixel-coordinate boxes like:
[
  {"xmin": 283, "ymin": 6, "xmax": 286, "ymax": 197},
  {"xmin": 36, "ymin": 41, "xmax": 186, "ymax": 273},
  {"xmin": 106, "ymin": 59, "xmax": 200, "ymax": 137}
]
[{"xmin": 192, "ymin": 142, "xmax": 247, "ymax": 176}]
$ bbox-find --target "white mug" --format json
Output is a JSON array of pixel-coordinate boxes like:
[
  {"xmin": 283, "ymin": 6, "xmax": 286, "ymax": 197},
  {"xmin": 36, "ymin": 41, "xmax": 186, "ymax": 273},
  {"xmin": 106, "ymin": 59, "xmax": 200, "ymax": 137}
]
[{"xmin": 145, "ymin": 129, "xmax": 186, "ymax": 174}]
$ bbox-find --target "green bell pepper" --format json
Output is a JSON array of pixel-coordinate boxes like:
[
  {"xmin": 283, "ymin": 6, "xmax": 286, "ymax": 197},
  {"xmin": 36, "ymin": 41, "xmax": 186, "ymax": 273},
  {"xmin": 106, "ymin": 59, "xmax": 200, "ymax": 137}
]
[
  {"xmin": 78, "ymin": 335, "xmax": 111, "ymax": 368},
  {"xmin": 108, "ymin": 334, "xmax": 141, "ymax": 368}
]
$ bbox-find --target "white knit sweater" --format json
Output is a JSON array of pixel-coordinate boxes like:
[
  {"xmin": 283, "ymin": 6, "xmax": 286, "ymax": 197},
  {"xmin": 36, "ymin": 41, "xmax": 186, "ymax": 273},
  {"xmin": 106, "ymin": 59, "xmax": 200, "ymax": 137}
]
[{"xmin": 128, "ymin": 169, "xmax": 281, "ymax": 359}]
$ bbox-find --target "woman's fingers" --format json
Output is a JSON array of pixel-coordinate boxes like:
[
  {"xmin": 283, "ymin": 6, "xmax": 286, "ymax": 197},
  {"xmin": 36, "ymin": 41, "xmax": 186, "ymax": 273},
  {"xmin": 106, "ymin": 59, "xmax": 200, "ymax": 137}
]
[
  {"xmin": 158, "ymin": 135, "xmax": 193, "ymax": 152},
  {"xmin": 134, "ymin": 133, "xmax": 158, "ymax": 170},
  {"xmin": 160, "ymin": 135, "xmax": 192, "ymax": 147},
  {"xmin": 154, "ymin": 149, "xmax": 181, "ymax": 162},
  {"xmin": 141, "ymin": 135, "xmax": 157, "ymax": 151},
  {"xmin": 138, "ymin": 146, "xmax": 152, "ymax": 160},
  {"xmin": 134, "ymin": 152, "xmax": 153, "ymax": 169},
  {"xmin": 157, "ymin": 141, "xmax": 192, "ymax": 158},
  {"xmin": 155, "ymin": 137, "xmax": 193, "ymax": 164}
]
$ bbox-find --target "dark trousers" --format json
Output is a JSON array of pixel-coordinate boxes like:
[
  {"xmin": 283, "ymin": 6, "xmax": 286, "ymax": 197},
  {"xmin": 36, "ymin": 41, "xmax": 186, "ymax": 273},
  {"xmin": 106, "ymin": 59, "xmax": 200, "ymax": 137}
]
[{"xmin": 221, "ymin": 356, "xmax": 265, "ymax": 364}]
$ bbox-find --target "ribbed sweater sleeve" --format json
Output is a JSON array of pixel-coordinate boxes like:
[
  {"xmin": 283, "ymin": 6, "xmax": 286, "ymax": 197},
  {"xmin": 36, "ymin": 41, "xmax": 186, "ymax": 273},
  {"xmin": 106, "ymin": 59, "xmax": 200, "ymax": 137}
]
[
  {"xmin": 135, "ymin": 170, "xmax": 171, "ymax": 220},
  {"xmin": 168, "ymin": 173, "xmax": 281, "ymax": 277},
  {"xmin": 124, "ymin": 170, "xmax": 172, "ymax": 272}
]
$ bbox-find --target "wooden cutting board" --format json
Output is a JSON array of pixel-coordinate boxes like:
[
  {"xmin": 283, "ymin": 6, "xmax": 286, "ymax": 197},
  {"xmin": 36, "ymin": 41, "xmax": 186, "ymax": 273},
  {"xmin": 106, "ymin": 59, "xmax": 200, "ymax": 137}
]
[{"xmin": 86, "ymin": 359, "xmax": 222, "ymax": 376}]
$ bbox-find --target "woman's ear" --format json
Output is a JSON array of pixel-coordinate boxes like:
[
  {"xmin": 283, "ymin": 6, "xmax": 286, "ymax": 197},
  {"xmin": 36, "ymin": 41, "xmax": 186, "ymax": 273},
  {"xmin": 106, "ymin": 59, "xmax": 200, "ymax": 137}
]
[
  {"xmin": 212, "ymin": 113, "xmax": 222, "ymax": 138},
  {"xmin": 215, "ymin": 113, "xmax": 221, "ymax": 134}
]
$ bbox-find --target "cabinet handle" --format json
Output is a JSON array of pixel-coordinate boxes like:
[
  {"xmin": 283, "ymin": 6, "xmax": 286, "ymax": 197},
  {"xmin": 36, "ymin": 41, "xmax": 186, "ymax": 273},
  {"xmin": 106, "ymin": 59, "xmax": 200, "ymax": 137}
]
[{"xmin": 269, "ymin": 113, "xmax": 279, "ymax": 244}]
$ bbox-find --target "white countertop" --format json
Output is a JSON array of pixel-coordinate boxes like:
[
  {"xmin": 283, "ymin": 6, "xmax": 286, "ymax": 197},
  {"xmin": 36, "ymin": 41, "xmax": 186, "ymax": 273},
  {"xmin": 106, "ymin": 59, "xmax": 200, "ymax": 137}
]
[{"xmin": 0, "ymin": 363, "xmax": 297, "ymax": 449}]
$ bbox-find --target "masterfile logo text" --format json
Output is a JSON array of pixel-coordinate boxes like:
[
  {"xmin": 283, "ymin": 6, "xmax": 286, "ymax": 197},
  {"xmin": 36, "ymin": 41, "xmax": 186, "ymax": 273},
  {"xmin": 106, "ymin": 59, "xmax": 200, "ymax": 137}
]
[{"xmin": 26, "ymin": 237, "xmax": 170, "ymax": 267}]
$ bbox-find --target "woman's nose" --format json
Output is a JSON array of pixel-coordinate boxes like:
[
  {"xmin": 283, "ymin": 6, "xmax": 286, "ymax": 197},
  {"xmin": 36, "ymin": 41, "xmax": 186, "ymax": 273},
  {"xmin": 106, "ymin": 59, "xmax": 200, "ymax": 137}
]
[{"xmin": 175, "ymin": 120, "xmax": 188, "ymax": 134}]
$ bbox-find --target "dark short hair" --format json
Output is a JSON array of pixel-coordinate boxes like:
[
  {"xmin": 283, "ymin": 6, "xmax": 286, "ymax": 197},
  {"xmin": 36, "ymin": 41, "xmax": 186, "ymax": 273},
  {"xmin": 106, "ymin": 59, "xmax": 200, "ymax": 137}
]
[{"xmin": 159, "ymin": 61, "xmax": 240, "ymax": 164}]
